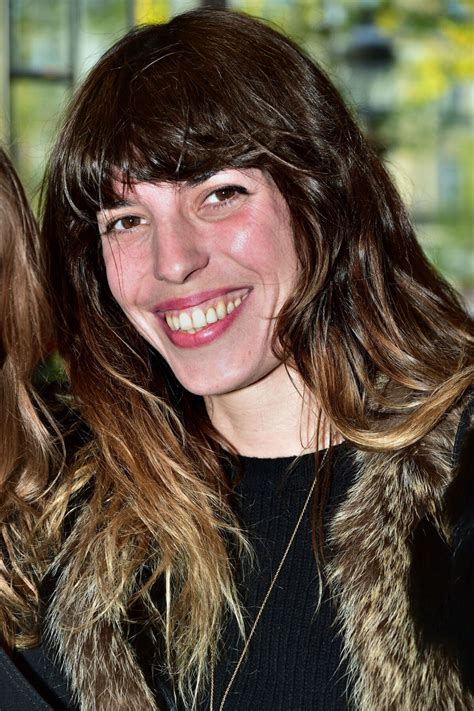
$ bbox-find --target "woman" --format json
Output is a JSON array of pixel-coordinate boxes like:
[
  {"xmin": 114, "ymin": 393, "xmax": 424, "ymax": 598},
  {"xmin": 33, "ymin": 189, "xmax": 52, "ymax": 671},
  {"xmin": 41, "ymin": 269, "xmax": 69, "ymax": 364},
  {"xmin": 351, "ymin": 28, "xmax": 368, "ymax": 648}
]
[
  {"xmin": 0, "ymin": 147, "xmax": 66, "ymax": 707},
  {"xmin": 3, "ymin": 9, "xmax": 473, "ymax": 710}
]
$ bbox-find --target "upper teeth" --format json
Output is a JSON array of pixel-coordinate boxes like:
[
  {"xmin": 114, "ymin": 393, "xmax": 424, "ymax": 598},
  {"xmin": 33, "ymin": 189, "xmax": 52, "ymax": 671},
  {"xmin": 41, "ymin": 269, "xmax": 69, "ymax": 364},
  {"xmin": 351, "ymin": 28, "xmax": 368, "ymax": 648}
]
[{"xmin": 165, "ymin": 293, "xmax": 247, "ymax": 333}]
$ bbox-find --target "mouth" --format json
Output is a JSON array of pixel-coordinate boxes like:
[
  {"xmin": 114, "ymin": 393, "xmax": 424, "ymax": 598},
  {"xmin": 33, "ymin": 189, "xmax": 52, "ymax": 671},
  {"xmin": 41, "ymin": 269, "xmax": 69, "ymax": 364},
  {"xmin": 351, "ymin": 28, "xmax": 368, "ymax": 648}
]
[{"xmin": 159, "ymin": 288, "xmax": 250, "ymax": 335}]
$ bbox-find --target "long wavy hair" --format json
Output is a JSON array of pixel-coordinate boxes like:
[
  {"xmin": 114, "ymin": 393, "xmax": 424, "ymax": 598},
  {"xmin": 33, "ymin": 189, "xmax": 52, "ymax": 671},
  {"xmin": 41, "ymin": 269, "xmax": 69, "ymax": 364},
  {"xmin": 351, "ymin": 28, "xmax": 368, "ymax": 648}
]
[
  {"xmin": 39, "ymin": 9, "xmax": 472, "ymax": 704},
  {"xmin": 0, "ymin": 147, "xmax": 62, "ymax": 649}
]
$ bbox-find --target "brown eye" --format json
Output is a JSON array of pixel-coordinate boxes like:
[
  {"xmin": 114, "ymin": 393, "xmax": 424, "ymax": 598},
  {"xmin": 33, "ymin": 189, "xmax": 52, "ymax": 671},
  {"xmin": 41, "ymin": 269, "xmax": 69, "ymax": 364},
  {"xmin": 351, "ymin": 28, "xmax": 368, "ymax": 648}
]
[
  {"xmin": 206, "ymin": 185, "xmax": 248, "ymax": 206},
  {"xmin": 214, "ymin": 187, "xmax": 238, "ymax": 201},
  {"xmin": 107, "ymin": 215, "xmax": 145, "ymax": 233},
  {"xmin": 119, "ymin": 216, "xmax": 142, "ymax": 229}
]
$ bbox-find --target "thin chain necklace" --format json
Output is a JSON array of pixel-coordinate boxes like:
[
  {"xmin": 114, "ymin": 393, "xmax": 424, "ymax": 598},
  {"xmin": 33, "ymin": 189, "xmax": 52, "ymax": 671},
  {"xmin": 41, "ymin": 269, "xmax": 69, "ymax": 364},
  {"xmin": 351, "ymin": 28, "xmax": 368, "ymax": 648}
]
[{"xmin": 209, "ymin": 447, "xmax": 329, "ymax": 711}]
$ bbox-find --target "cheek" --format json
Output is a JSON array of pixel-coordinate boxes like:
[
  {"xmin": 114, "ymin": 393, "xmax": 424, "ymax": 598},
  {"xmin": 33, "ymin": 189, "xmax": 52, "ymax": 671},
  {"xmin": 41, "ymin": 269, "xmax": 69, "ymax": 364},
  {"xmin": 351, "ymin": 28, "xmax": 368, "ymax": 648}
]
[
  {"xmin": 102, "ymin": 243, "xmax": 139, "ymax": 309},
  {"xmin": 228, "ymin": 231, "xmax": 250, "ymax": 257},
  {"xmin": 228, "ymin": 196, "xmax": 296, "ymax": 269},
  {"xmin": 227, "ymin": 215, "xmax": 288, "ymax": 266},
  {"xmin": 228, "ymin": 224, "xmax": 297, "ymax": 285},
  {"xmin": 228, "ymin": 228, "xmax": 255, "ymax": 261}
]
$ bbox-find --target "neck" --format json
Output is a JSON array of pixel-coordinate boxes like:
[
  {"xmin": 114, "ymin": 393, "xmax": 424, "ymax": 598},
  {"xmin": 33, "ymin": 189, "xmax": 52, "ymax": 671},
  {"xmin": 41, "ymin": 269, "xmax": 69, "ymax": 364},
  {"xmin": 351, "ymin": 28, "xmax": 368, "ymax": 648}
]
[{"xmin": 204, "ymin": 364, "xmax": 336, "ymax": 458}]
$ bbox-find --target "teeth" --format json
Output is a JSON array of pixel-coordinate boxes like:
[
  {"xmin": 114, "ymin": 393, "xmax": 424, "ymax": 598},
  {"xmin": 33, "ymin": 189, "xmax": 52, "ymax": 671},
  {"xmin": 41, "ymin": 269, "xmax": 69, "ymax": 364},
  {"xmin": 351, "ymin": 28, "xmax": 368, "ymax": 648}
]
[
  {"xmin": 179, "ymin": 312, "xmax": 193, "ymax": 331},
  {"xmin": 206, "ymin": 307, "xmax": 218, "ymax": 324},
  {"xmin": 165, "ymin": 292, "xmax": 249, "ymax": 333},
  {"xmin": 216, "ymin": 300, "xmax": 227, "ymax": 320},
  {"xmin": 192, "ymin": 308, "xmax": 207, "ymax": 329}
]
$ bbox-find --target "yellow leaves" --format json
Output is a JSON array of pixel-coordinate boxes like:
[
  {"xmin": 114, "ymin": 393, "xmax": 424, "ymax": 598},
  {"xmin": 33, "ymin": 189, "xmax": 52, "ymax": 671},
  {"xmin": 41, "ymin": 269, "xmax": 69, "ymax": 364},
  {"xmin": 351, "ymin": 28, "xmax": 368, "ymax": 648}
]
[
  {"xmin": 397, "ymin": 20, "xmax": 473, "ymax": 107},
  {"xmin": 235, "ymin": 0, "xmax": 266, "ymax": 17},
  {"xmin": 441, "ymin": 19, "xmax": 474, "ymax": 79},
  {"xmin": 455, "ymin": 53, "xmax": 474, "ymax": 79},
  {"xmin": 377, "ymin": 7, "xmax": 402, "ymax": 34},
  {"xmin": 134, "ymin": 0, "xmax": 169, "ymax": 25},
  {"xmin": 440, "ymin": 18, "xmax": 474, "ymax": 50},
  {"xmin": 400, "ymin": 53, "xmax": 449, "ymax": 105},
  {"xmin": 372, "ymin": 5, "xmax": 473, "ymax": 107}
]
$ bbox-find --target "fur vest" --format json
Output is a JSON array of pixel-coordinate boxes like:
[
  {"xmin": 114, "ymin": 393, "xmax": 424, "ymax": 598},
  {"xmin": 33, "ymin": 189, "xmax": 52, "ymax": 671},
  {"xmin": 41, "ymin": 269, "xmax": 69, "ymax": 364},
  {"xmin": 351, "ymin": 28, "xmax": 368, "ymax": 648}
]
[{"xmin": 47, "ymin": 397, "xmax": 473, "ymax": 710}]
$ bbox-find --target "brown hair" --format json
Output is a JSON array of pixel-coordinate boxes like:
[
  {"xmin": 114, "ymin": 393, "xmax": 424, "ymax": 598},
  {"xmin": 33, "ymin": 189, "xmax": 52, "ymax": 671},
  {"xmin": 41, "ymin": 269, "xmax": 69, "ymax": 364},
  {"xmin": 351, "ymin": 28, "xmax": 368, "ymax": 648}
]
[
  {"xmin": 0, "ymin": 147, "xmax": 61, "ymax": 648},
  {"xmin": 37, "ymin": 8, "xmax": 473, "ymax": 704}
]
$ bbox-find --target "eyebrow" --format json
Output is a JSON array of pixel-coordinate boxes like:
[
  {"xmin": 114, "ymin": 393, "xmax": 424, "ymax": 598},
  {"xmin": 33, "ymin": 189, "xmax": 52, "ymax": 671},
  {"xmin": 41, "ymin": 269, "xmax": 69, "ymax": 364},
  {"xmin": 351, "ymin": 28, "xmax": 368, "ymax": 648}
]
[
  {"xmin": 98, "ymin": 172, "xmax": 219, "ymax": 212},
  {"xmin": 98, "ymin": 198, "xmax": 134, "ymax": 212},
  {"xmin": 186, "ymin": 171, "xmax": 216, "ymax": 186}
]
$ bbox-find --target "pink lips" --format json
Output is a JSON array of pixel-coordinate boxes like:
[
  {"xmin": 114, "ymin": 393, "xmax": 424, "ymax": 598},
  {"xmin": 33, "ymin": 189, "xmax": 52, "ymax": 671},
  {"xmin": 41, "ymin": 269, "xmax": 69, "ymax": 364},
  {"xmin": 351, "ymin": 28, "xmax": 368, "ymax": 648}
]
[
  {"xmin": 154, "ymin": 286, "xmax": 251, "ymax": 349},
  {"xmin": 154, "ymin": 287, "xmax": 240, "ymax": 313}
]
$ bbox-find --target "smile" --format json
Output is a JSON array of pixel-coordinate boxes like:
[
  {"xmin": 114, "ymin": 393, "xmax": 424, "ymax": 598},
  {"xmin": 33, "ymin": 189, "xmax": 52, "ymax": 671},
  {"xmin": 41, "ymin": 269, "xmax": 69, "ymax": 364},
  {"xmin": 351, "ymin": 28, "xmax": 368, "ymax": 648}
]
[{"xmin": 163, "ymin": 289, "xmax": 249, "ymax": 334}]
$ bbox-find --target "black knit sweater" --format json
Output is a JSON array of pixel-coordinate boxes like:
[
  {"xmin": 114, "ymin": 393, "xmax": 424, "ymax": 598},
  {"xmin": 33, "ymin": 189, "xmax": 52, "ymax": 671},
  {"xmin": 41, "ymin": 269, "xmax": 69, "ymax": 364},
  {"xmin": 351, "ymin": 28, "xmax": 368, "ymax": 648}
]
[{"xmin": 202, "ymin": 443, "xmax": 354, "ymax": 711}]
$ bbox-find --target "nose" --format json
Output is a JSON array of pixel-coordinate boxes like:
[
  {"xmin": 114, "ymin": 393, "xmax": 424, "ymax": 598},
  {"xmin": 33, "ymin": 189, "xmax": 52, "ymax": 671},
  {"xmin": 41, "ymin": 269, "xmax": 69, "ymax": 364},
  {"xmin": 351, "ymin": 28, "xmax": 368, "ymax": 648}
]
[{"xmin": 152, "ymin": 217, "xmax": 209, "ymax": 284}]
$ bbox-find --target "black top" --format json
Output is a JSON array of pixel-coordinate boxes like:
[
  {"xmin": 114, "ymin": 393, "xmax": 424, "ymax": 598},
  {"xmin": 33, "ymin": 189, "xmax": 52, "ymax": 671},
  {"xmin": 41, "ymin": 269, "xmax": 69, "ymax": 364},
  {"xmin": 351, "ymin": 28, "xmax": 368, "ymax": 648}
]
[{"xmin": 202, "ymin": 444, "xmax": 353, "ymax": 711}]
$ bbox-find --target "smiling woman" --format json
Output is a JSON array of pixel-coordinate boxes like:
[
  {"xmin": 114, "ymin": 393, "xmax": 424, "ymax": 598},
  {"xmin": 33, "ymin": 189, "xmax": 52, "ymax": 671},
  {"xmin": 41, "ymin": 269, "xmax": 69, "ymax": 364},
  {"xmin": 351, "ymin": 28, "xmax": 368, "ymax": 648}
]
[
  {"xmin": 2, "ymin": 8, "xmax": 473, "ymax": 711},
  {"xmin": 98, "ymin": 169, "xmax": 298, "ymax": 400}
]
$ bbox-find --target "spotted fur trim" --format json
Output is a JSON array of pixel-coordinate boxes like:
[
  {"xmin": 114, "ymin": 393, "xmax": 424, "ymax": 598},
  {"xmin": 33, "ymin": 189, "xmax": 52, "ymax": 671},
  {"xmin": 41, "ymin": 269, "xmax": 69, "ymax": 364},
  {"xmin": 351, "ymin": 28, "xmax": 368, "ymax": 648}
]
[
  {"xmin": 45, "ymin": 535, "xmax": 159, "ymax": 710},
  {"xmin": 327, "ymin": 399, "xmax": 474, "ymax": 710},
  {"xmin": 46, "ymin": 581, "xmax": 158, "ymax": 710}
]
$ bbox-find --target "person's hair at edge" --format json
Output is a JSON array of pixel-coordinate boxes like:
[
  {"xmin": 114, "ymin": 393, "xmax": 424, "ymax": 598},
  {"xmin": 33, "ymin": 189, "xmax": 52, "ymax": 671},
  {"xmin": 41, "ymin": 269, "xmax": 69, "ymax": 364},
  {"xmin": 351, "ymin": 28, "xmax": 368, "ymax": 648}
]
[
  {"xmin": 32, "ymin": 7, "xmax": 473, "ymax": 706},
  {"xmin": 0, "ymin": 147, "xmax": 62, "ymax": 648}
]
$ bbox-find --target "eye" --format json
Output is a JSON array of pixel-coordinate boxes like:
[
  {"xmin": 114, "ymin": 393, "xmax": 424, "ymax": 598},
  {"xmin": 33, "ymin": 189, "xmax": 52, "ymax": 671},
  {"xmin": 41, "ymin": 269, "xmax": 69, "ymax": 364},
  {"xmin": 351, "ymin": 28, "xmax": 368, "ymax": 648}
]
[
  {"xmin": 204, "ymin": 185, "xmax": 248, "ymax": 207},
  {"xmin": 105, "ymin": 215, "xmax": 146, "ymax": 234}
]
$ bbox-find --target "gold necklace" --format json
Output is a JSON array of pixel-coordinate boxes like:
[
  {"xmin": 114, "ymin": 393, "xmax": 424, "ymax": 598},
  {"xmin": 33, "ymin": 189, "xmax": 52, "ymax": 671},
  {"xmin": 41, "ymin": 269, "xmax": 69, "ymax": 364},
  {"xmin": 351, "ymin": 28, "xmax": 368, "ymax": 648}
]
[{"xmin": 209, "ymin": 448, "xmax": 329, "ymax": 711}]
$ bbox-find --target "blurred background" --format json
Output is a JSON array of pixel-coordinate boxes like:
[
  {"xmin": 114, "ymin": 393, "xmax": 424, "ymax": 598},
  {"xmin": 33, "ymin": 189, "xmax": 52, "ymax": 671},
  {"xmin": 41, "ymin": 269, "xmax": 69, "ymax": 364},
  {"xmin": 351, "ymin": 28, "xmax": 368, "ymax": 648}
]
[{"xmin": 1, "ymin": 0, "xmax": 473, "ymax": 300}]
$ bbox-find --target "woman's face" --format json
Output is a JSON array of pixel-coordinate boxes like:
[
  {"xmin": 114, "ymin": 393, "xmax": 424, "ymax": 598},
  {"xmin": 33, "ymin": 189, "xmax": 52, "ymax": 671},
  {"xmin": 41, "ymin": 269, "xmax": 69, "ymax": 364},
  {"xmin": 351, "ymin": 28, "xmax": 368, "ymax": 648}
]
[{"xmin": 98, "ymin": 168, "xmax": 298, "ymax": 397}]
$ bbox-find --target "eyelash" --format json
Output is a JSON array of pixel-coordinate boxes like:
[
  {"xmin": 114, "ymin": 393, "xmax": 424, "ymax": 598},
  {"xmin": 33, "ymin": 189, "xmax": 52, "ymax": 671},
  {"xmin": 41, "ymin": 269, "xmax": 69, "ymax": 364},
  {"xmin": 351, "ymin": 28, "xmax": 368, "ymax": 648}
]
[
  {"xmin": 204, "ymin": 184, "xmax": 248, "ymax": 208},
  {"xmin": 103, "ymin": 183, "xmax": 249, "ymax": 234}
]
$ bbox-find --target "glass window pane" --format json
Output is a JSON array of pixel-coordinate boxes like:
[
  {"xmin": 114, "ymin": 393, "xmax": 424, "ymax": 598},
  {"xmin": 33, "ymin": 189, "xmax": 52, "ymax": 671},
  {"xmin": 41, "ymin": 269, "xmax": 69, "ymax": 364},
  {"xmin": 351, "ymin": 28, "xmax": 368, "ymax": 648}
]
[
  {"xmin": 169, "ymin": 0, "xmax": 200, "ymax": 15},
  {"xmin": 0, "ymin": 1, "xmax": 9, "ymax": 141},
  {"xmin": 77, "ymin": 0, "xmax": 130, "ymax": 79},
  {"xmin": 10, "ymin": 79, "xmax": 69, "ymax": 198},
  {"xmin": 11, "ymin": 0, "xmax": 71, "ymax": 75},
  {"xmin": 228, "ymin": 0, "xmax": 325, "ymax": 55}
]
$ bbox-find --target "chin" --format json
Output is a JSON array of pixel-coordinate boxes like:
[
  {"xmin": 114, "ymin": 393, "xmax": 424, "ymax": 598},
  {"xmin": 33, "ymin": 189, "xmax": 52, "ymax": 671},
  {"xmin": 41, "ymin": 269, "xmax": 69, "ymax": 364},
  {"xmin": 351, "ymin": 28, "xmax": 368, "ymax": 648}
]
[
  {"xmin": 178, "ymin": 379, "xmax": 244, "ymax": 398},
  {"xmin": 173, "ymin": 368, "xmax": 254, "ymax": 398}
]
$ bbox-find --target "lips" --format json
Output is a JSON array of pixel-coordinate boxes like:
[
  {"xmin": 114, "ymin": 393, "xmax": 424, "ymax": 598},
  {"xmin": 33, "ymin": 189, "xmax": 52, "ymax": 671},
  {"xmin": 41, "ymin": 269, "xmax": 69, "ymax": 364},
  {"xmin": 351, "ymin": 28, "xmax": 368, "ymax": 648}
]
[
  {"xmin": 154, "ymin": 287, "xmax": 251, "ymax": 348},
  {"xmin": 154, "ymin": 287, "xmax": 250, "ymax": 313}
]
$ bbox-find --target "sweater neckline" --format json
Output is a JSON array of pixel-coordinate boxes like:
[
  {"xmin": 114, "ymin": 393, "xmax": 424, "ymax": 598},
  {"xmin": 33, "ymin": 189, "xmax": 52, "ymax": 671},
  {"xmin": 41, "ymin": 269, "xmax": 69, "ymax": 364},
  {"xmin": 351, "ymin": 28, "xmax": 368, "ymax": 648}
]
[
  {"xmin": 234, "ymin": 442, "xmax": 348, "ymax": 494},
  {"xmin": 238, "ymin": 441, "xmax": 346, "ymax": 467}
]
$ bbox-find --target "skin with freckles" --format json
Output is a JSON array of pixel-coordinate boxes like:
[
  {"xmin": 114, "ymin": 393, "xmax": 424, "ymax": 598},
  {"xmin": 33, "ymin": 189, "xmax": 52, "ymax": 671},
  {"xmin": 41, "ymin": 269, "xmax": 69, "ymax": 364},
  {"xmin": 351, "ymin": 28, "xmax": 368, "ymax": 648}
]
[{"xmin": 98, "ymin": 169, "xmax": 299, "ymax": 417}]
